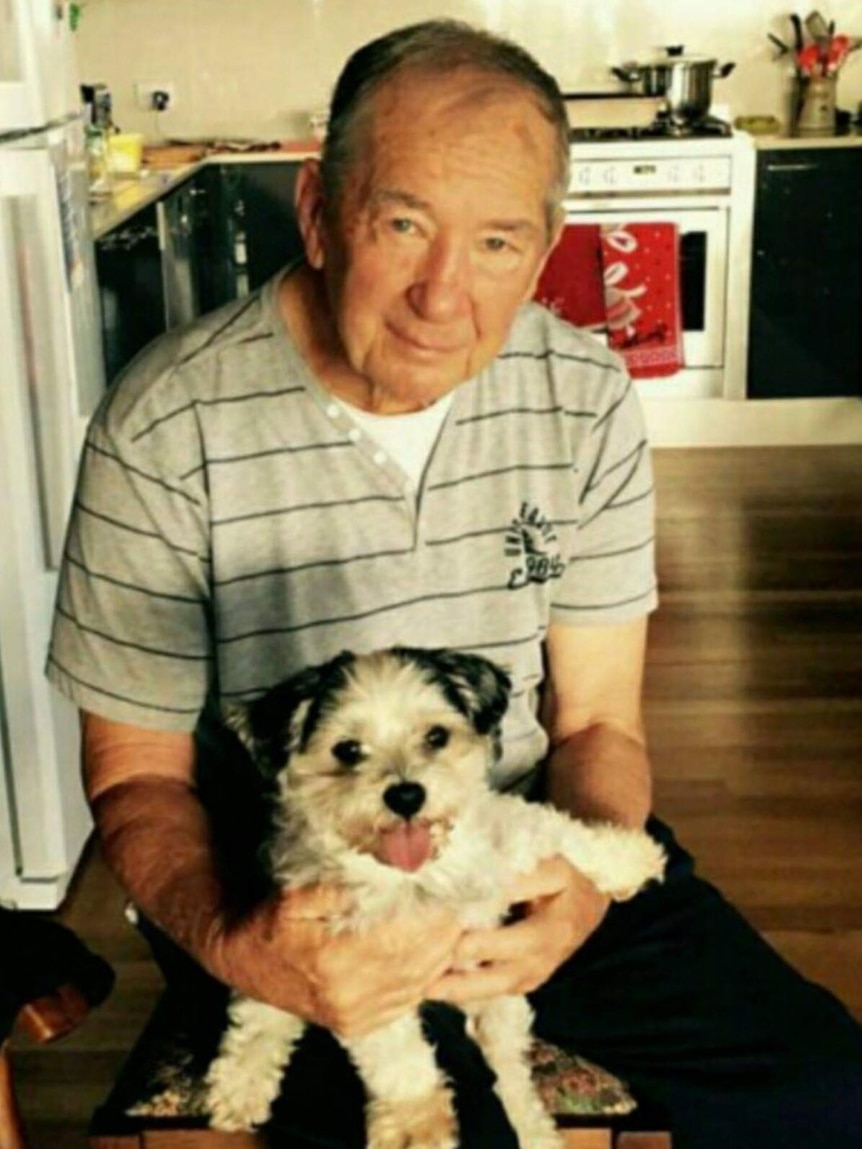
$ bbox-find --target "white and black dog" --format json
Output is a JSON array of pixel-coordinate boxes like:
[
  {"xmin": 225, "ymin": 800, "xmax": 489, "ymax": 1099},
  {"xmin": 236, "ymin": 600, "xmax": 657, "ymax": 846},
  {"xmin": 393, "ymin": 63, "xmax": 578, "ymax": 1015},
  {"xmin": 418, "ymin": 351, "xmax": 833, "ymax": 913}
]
[{"xmin": 205, "ymin": 647, "xmax": 665, "ymax": 1149}]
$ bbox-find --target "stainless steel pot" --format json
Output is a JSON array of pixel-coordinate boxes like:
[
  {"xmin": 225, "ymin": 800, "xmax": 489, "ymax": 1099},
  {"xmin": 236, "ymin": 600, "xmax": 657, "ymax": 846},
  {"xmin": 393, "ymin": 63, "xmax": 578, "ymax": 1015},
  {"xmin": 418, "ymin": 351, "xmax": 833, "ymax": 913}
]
[{"xmin": 611, "ymin": 46, "xmax": 735, "ymax": 126}]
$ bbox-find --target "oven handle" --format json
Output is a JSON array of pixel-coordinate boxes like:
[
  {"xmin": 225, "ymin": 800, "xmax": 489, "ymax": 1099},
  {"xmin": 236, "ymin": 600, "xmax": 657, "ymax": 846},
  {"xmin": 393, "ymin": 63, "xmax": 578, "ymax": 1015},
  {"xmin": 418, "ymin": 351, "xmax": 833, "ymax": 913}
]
[{"xmin": 764, "ymin": 162, "xmax": 817, "ymax": 174}]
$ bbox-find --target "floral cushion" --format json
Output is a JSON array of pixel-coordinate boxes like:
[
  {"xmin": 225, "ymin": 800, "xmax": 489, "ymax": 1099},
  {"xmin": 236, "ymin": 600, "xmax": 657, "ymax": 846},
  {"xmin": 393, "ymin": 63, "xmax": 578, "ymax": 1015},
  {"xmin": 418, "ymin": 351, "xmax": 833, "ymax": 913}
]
[
  {"xmin": 99, "ymin": 991, "xmax": 636, "ymax": 1125},
  {"xmin": 122, "ymin": 1035, "xmax": 636, "ymax": 1123},
  {"xmin": 531, "ymin": 1037, "xmax": 637, "ymax": 1117}
]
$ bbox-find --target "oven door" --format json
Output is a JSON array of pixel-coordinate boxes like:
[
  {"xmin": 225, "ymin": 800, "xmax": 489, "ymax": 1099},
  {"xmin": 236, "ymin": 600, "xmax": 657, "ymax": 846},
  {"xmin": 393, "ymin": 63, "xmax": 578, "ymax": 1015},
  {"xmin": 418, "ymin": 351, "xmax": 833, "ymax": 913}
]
[{"xmin": 549, "ymin": 207, "xmax": 729, "ymax": 373}]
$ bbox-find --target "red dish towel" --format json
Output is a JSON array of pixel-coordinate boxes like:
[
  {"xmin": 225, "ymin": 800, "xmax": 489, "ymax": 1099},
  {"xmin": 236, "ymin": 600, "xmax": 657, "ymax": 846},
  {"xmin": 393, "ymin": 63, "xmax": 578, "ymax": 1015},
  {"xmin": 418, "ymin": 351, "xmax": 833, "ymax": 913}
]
[
  {"xmin": 534, "ymin": 221, "xmax": 685, "ymax": 379},
  {"xmin": 534, "ymin": 224, "xmax": 606, "ymax": 330},
  {"xmin": 600, "ymin": 222, "xmax": 684, "ymax": 378}
]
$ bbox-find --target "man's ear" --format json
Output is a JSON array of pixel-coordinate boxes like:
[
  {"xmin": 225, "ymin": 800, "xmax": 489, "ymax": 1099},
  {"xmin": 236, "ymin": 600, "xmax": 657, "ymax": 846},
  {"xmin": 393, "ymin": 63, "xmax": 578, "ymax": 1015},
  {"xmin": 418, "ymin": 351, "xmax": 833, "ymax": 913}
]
[
  {"xmin": 523, "ymin": 213, "xmax": 566, "ymax": 303},
  {"xmin": 294, "ymin": 157, "xmax": 328, "ymax": 270}
]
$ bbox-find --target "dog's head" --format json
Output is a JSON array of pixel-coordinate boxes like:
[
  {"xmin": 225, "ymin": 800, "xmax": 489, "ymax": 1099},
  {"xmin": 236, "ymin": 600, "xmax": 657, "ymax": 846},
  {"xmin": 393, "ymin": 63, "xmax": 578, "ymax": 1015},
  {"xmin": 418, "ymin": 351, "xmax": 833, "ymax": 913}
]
[{"xmin": 223, "ymin": 647, "xmax": 511, "ymax": 873}]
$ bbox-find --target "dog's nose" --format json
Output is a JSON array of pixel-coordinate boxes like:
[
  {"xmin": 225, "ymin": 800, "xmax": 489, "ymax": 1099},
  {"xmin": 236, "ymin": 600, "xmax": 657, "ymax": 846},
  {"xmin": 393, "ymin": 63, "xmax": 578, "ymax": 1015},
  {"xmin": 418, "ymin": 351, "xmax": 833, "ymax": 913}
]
[{"xmin": 383, "ymin": 781, "xmax": 426, "ymax": 819}]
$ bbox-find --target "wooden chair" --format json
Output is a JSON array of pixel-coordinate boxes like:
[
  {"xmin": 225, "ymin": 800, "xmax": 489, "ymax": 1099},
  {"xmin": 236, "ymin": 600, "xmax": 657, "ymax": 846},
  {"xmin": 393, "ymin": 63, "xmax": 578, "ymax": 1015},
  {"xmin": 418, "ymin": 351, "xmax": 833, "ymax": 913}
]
[
  {"xmin": 0, "ymin": 908, "xmax": 115, "ymax": 1149},
  {"xmin": 87, "ymin": 986, "xmax": 671, "ymax": 1149}
]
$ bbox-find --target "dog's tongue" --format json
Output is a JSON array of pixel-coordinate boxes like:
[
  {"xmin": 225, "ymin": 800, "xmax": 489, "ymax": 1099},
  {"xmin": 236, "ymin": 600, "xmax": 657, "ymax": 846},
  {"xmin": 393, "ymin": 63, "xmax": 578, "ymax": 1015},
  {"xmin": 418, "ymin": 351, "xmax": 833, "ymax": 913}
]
[{"xmin": 374, "ymin": 822, "xmax": 433, "ymax": 872}]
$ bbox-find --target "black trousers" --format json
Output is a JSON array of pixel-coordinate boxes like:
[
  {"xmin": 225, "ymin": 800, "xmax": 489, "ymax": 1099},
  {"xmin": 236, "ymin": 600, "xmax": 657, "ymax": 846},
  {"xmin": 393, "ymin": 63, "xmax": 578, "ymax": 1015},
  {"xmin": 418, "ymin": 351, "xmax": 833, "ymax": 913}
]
[{"xmin": 261, "ymin": 818, "xmax": 862, "ymax": 1149}]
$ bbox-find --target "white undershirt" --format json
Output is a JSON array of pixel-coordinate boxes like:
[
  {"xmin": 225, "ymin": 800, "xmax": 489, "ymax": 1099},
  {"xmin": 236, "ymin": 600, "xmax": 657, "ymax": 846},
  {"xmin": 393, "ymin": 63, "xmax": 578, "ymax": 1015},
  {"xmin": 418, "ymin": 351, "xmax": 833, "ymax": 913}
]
[{"xmin": 335, "ymin": 394, "xmax": 454, "ymax": 488}]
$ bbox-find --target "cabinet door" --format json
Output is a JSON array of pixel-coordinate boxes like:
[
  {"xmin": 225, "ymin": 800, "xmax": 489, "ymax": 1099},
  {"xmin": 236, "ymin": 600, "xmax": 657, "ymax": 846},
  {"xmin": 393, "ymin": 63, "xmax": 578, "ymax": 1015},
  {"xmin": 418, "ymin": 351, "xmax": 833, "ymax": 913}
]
[
  {"xmin": 242, "ymin": 161, "xmax": 305, "ymax": 287},
  {"xmin": 200, "ymin": 162, "xmax": 305, "ymax": 307},
  {"xmin": 747, "ymin": 149, "xmax": 862, "ymax": 399},
  {"xmin": 95, "ymin": 203, "xmax": 165, "ymax": 383}
]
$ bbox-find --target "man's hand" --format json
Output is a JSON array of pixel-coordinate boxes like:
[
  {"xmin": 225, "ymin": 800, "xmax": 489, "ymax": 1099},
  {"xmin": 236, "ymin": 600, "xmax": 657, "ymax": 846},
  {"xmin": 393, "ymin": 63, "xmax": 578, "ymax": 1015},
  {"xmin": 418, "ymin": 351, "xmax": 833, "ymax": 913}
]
[
  {"xmin": 429, "ymin": 856, "xmax": 609, "ymax": 1004},
  {"xmin": 212, "ymin": 883, "xmax": 464, "ymax": 1038}
]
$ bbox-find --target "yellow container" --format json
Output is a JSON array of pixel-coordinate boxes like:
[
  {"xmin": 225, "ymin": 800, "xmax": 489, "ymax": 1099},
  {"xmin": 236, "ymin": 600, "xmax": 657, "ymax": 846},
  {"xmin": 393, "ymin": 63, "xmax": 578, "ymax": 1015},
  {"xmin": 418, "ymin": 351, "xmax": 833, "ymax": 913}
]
[{"xmin": 106, "ymin": 132, "xmax": 145, "ymax": 175}]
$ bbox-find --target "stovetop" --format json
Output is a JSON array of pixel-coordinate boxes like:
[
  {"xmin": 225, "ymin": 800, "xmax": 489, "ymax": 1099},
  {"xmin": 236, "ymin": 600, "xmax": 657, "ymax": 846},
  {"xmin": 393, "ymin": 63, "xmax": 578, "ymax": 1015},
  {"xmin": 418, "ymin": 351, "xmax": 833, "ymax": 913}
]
[{"xmin": 568, "ymin": 115, "xmax": 733, "ymax": 143}]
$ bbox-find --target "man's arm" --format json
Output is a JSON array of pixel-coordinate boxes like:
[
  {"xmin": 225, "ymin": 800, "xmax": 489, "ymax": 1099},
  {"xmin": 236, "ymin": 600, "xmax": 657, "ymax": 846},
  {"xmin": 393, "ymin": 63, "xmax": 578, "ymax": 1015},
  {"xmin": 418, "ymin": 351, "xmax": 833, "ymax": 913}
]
[
  {"xmin": 83, "ymin": 711, "xmax": 462, "ymax": 1037},
  {"xmin": 433, "ymin": 616, "xmax": 652, "ymax": 1002},
  {"xmin": 541, "ymin": 616, "xmax": 652, "ymax": 829}
]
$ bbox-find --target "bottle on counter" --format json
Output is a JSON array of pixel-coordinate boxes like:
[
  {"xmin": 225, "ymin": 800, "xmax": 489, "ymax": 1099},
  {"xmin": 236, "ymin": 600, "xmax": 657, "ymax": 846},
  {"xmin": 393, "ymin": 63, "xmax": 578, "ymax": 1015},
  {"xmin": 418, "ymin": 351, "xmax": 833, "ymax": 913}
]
[{"xmin": 80, "ymin": 82, "xmax": 115, "ymax": 195}]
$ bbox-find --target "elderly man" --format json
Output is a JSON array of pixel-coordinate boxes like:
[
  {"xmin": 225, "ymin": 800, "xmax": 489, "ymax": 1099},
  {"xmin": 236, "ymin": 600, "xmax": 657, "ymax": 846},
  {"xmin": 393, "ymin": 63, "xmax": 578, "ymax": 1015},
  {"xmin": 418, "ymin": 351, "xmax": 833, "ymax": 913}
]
[{"xmin": 49, "ymin": 19, "xmax": 862, "ymax": 1149}]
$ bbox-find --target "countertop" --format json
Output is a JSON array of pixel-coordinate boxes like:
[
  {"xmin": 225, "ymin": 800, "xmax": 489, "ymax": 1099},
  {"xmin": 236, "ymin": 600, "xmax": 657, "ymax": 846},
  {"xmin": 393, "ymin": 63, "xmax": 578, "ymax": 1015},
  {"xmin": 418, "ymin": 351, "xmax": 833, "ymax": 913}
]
[
  {"xmin": 89, "ymin": 143, "xmax": 320, "ymax": 240},
  {"xmin": 751, "ymin": 130, "xmax": 862, "ymax": 149}
]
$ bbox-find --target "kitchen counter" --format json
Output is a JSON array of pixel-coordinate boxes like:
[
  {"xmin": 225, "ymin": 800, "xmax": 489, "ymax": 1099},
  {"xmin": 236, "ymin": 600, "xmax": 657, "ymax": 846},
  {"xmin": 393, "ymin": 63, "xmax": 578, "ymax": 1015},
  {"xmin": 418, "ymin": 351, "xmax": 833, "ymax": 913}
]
[
  {"xmin": 89, "ymin": 143, "xmax": 319, "ymax": 240},
  {"xmin": 751, "ymin": 130, "xmax": 862, "ymax": 149},
  {"xmin": 90, "ymin": 167, "xmax": 195, "ymax": 239}
]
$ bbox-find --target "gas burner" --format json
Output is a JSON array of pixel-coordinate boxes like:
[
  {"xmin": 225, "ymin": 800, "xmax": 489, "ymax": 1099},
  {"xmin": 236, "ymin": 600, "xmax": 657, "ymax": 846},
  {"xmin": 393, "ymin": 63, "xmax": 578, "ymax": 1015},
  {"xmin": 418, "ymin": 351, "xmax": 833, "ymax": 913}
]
[{"xmin": 569, "ymin": 115, "xmax": 732, "ymax": 143}]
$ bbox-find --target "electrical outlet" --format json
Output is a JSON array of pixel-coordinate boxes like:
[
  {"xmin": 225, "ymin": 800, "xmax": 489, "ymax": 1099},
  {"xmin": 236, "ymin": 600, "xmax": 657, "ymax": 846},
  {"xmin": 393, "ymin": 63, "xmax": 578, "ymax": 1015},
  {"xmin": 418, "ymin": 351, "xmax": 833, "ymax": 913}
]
[{"xmin": 134, "ymin": 81, "xmax": 177, "ymax": 112}]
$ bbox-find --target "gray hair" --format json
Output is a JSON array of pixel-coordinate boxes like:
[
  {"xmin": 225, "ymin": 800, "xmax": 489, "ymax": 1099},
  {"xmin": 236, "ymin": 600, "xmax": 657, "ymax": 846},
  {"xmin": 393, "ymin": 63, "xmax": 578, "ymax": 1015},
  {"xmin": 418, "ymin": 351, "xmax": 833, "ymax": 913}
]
[{"xmin": 319, "ymin": 19, "xmax": 570, "ymax": 236}]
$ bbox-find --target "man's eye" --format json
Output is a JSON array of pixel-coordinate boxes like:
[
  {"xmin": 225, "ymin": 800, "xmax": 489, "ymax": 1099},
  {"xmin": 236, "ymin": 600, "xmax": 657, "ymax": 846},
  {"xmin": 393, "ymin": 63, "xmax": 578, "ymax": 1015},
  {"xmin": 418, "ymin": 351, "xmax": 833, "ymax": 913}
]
[
  {"xmin": 332, "ymin": 739, "xmax": 364, "ymax": 767},
  {"xmin": 389, "ymin": 217, "xmax": 417, "ymax": 235},
  {"xmin": 425, "ymin": 725, "xmax": 450, "ymax": 751},
  {"xmin": 482, "ymin": 235, "xmax": 511, "ymax": 253}
]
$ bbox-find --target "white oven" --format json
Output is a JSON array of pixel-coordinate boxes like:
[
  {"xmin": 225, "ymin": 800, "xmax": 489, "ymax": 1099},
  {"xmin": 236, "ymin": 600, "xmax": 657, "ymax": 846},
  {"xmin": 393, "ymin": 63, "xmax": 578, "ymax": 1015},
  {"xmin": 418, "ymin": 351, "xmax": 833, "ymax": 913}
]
[{"xmin": 551, "ymin": 134, "xmax": 756, "ymax": 400}]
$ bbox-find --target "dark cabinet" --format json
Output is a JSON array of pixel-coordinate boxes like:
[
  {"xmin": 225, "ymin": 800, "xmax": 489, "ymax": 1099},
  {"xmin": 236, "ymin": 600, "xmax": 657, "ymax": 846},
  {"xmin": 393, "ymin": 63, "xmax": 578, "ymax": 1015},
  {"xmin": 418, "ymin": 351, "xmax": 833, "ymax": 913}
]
[
  {"xmin": 202, "ymin": 161, "xmax": 305, "ymax": 309},
  {"xmin": 747, "ymin": 148, "xmax": 862, "ymax": 399},
  {"xmin": 96, "ymin": 172, "xmax": 213, "ymax": 382},
  {"xmin": 95, "ymin": 202, "xmax": 164, "ymax": 383},
  {"xmin": 94, "ymin": 162, "xmax": 306, "ymax": 380}
]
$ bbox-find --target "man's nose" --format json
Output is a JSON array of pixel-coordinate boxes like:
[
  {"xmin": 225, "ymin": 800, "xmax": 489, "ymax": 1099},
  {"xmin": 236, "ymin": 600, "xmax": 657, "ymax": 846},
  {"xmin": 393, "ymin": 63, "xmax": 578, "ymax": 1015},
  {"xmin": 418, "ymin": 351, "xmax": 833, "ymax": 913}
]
[{"xmin": 407, "ymin": 237, "xmax": 472, "ymax": 322}]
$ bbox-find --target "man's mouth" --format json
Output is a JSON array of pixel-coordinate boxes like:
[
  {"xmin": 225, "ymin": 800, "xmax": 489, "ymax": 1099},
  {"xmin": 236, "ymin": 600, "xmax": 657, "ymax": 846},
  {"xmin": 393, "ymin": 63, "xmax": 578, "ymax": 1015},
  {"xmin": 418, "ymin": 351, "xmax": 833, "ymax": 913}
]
[{"xmin": 391, "ymin": 326, "xmax": 465, "ymax": 356}]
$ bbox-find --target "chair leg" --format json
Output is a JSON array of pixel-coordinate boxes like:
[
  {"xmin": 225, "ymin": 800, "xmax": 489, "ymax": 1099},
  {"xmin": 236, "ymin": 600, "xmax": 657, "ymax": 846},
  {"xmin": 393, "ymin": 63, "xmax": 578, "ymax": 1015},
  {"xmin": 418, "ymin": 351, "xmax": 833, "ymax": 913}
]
[{"xmin": 0, "ymin": 1040, "xmax": 29, "ymax": 1149}]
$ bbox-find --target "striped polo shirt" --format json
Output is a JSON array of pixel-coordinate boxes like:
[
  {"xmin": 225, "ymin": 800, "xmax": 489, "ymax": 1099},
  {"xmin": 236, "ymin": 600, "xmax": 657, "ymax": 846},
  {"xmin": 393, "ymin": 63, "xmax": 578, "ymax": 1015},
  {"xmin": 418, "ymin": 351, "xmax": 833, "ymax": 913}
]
[{"xmin": 47, "ymin": 270, "xmax": 658, "ymax": 790}]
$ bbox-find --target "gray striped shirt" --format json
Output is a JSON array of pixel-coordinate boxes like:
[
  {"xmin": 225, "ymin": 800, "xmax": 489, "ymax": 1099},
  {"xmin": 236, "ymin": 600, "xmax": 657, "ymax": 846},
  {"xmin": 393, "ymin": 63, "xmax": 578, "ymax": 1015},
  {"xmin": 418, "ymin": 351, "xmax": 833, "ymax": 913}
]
[{"xmin": 47, "ymin": 272, "xmax": 657, "ymax": 789}]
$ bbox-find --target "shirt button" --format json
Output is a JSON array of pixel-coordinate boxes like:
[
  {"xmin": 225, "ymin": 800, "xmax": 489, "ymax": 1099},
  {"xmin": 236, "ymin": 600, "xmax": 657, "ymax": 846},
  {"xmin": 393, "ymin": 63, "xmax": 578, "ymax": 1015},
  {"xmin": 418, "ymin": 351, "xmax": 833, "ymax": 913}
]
[
  {"xmin": 348, "ymin": 428, "xmax": 361, "ymax": 443},
  {"xmin": 326, "ymin": 403, "xmax": 339, "ymax": 419},
  {"xmin": 373, "ymin": 450, "xmax": 387, "ymax": 466}
]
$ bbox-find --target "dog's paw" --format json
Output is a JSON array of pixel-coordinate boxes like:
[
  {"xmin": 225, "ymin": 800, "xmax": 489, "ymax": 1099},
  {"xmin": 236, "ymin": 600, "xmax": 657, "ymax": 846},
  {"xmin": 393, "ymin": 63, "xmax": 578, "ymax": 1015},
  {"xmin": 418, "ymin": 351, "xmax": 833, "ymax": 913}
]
[
  {"xmin": 205, "ymin": 1058, "xmax": 278, "ymax": 1132},
  {"xmin": 366, "ymin": 1087, "xmax": 458, "ymax": 1149}
]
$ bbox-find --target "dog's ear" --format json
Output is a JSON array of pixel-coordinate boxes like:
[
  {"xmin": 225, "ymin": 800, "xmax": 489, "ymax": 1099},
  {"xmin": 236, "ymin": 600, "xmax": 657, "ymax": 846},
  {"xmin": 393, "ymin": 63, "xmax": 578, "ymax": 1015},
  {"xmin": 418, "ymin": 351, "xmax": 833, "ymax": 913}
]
[
  {"xmin": 221, "ymin": 653, "xmax": 357, "ymax": 780},
  {"xmin": 220, "ymin": 668, "xmax": 323, "ymax": 780},
  {"xmin": 396, "ymin": 648, "xmax": 512, "ymax": 735}
]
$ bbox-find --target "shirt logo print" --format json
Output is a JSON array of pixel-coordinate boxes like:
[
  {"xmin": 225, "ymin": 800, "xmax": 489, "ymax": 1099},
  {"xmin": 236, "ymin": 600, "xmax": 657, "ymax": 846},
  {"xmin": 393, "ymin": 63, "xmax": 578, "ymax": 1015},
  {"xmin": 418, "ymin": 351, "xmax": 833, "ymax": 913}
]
[{"xmin": 505, "ymin": 502, "xmax": 565, "ymax": 590}]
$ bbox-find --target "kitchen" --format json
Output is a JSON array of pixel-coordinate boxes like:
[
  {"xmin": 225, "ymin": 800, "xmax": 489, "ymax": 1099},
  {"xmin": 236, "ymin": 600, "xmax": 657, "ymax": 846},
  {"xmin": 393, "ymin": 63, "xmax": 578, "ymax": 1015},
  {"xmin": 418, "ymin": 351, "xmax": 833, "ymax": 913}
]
[
  {"xmin": 73, "ymin": 0, "xmax": 862, "ymax": 445},
  {"xmin": 2, "ymin": 1, "xmax": 862, "ymax": 1144}
]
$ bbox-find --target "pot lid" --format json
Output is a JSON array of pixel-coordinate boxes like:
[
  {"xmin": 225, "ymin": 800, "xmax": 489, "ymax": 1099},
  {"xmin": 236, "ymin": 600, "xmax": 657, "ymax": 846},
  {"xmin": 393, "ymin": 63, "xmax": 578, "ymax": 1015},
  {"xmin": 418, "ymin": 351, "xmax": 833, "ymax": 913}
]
[{"xmin": 641, "ymin": 47, "xmax": 718, "ymax": 66}]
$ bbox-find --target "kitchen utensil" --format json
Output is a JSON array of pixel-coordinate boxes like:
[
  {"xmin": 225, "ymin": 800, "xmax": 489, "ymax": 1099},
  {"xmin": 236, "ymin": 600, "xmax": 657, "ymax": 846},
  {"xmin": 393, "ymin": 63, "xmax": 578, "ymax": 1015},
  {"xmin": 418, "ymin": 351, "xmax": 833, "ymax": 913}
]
[
  {"xmin": 805, "ymin": 10, "xmax": 830, "ymax": 42},
  {"xmin": 611, "ymin": 47, "xmax": 735, "ymax": 127},
  {"xmin": 790, "ymin": 14, "xmax": 804, "ymax": 52},
  {"xmin": 768, "ymin": 33, "xmax": 791, "ymax": 58}
]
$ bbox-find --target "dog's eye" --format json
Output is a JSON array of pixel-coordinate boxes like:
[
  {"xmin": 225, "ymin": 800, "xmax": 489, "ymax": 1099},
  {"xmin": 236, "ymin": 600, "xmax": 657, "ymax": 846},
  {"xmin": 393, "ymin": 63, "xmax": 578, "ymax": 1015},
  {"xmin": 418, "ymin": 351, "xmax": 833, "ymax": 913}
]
[
  {"xmin": 425, "ymin": 725, "xmax": 450, "ymax": 751},
  {"xmin": 332, "ymin": 739, "xmax": 364, "ymax": 768}
]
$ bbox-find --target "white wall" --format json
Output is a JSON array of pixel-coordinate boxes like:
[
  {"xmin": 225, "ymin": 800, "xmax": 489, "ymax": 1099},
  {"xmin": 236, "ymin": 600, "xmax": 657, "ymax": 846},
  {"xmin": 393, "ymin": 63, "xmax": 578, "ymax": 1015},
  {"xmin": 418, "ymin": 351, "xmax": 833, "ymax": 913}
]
[{"xmin": 74, "ymin": 0, "xmax": 862, "ymax": 142}]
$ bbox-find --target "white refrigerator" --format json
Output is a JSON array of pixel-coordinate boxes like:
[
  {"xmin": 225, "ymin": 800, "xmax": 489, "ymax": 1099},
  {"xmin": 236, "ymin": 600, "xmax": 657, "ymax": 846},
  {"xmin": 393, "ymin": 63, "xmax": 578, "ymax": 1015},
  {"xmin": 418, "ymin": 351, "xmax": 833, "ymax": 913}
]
[{"xmin": 0, "ymin": 0, "xmax": 105, "ymax": 908}]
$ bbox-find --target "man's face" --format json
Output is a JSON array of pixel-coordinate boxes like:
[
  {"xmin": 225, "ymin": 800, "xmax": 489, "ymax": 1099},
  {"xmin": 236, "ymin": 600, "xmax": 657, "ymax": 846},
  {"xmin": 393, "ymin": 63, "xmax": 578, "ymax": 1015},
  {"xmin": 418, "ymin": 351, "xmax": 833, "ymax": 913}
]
[{"xmin": 305, "ymin": 70, "xmax": 562, "ymax": 412}]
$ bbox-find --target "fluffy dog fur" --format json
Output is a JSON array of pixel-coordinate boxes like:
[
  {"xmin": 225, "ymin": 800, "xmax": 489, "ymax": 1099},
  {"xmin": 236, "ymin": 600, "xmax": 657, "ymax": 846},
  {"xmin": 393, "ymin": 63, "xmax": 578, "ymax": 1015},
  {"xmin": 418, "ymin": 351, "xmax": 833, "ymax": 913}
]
[{"xmin": 204, "ymin": 647, "xmax": 665, "ymax": 1148}]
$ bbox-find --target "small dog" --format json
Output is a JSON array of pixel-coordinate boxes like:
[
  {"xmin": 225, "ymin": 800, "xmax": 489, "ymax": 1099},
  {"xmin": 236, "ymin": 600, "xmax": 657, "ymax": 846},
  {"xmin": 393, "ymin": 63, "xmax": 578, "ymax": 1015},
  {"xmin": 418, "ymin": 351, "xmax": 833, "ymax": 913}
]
[{"xmin": 205, "ymin": 647, "xmax": 665, "ymax": 1148}]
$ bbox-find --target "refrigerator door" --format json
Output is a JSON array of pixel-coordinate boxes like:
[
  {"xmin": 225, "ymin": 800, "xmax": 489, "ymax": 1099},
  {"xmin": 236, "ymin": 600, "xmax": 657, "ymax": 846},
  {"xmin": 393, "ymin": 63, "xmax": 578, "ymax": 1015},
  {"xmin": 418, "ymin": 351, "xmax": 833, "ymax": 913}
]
[
  {"xmin": 0, "ymin": 120, "xmax": 104, "ymax": 909},
  {"xmin": 0, "ymin": 0, "xmax": 80, "ymax": 132}
]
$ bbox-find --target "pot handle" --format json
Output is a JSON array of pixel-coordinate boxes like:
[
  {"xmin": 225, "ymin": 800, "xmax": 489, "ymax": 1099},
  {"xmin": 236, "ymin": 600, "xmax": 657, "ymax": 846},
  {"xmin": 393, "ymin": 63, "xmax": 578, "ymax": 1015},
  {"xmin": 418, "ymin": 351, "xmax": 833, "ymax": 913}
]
[
  {"xmin": 611, "ymin": 64, "xmax": 642, "ymax": 83},
  {"xmin": 714, "ymin": 62, "xmax": 736, "ymax": 78}
]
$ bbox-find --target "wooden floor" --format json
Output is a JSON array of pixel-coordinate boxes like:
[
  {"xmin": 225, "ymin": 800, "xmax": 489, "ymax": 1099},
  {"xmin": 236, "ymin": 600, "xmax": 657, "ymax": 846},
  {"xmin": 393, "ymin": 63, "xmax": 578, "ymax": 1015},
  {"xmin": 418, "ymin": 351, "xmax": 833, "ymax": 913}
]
[{"xmin": 10, "ymin": 445, "xmax": 862, "ymax": 1147}]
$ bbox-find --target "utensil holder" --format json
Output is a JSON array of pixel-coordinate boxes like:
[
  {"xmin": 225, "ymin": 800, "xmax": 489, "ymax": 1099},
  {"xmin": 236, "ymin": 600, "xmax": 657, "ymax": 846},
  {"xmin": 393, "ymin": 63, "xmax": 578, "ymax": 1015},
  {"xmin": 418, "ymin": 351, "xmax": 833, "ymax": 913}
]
[{"xmin": 795, "ymin": 74, "xmax": 837, "ymax": 137}]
